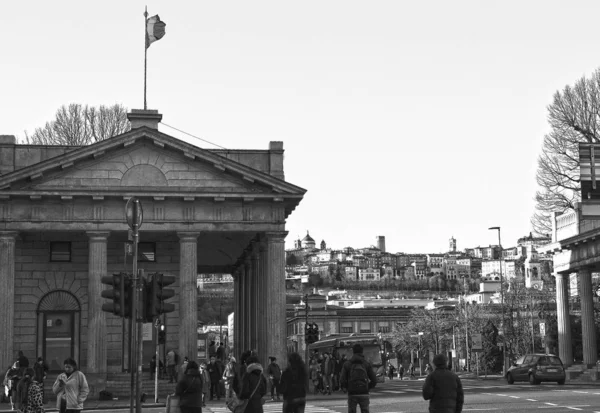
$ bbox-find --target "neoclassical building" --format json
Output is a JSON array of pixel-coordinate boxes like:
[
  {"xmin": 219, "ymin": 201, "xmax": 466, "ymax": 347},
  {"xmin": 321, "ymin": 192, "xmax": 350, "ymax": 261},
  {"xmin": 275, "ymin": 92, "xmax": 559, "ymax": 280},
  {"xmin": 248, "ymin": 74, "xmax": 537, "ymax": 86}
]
[
  {"xmin": 540, "ymin": 143, "xmax": 600, "ymax": 372},
  {"xmin": 0, "ymin": 109, "xmax": 305, "ymax": 393}
]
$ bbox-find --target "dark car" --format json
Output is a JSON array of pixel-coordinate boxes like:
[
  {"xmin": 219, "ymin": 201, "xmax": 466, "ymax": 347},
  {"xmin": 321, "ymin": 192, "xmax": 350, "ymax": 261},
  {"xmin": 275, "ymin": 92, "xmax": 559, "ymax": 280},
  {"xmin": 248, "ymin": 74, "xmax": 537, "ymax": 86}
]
[{"xmin": 506, "ymin": 353, "xmax": 565, "ymax": 385}]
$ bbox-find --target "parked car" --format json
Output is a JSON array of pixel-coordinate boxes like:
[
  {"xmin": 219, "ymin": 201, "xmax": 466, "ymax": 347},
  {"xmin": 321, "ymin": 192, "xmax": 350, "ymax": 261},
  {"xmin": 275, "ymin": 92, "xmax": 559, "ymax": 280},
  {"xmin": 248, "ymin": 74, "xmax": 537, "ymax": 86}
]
[{"xmin": 506, "ymin": 353, "xmax": 565, "ymax": 385}]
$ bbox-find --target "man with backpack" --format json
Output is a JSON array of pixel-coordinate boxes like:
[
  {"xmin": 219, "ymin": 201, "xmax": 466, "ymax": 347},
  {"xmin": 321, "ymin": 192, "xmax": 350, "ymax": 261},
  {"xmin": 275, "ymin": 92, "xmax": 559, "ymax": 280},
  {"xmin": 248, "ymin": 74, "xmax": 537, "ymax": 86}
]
[{"xmin": 340, "ymin": 344, "xmax": 377, "ymax": 413}]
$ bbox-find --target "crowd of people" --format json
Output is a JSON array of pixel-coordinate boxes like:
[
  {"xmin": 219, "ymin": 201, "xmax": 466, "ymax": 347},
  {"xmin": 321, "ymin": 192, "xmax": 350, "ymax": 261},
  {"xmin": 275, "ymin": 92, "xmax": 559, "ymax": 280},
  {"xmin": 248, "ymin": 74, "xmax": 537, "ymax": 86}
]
[{"xmin": 3, "ymin": 344, "xmax": 464, "ymax": 413}]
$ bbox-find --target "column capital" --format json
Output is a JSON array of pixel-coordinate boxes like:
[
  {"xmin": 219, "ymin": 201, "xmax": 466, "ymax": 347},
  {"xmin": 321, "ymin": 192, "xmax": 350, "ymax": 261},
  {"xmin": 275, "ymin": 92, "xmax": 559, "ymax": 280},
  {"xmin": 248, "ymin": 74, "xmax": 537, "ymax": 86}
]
[
  {"xmin": 86, "ymin": 231, "xmax": 110, "ymax": 241},
  {"xmin": 177, "ymin": 232, "xmax": 200, "ymax": 241},
  {"xmin": 264, "ymin": 231, "xmax": 288, "ymax": 243}
]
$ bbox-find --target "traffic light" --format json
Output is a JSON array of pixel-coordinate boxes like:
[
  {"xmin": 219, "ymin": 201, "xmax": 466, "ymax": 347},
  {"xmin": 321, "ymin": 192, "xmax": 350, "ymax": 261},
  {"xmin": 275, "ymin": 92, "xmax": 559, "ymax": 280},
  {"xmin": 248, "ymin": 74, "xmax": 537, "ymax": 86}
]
[
  {"xmin": 305, "ymin": 323, "xmax": 311, "ymax": 344},
  {"xmin": 101, "ymin": 273, "xmax": 131, "ymax": 318},
  {"xmin": 144, "ymin": 273, "xmax": 176, "ymax": 322},
  {"xmin": 305, "ymin": 322, "xmax": 319, "ymax": 344},
  {"xmin": 312, "ymin": 323, "xmax": 319, "ymax": 343},
  {"xmin": 158, "ymin": 325, "xmax": 166, "ymax": 344}
]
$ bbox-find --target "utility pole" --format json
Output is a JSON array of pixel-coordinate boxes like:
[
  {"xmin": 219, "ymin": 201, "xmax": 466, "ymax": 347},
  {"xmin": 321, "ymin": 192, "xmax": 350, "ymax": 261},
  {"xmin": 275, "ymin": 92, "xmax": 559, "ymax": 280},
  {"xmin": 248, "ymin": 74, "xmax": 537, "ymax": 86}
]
[
  {"xmin": 304, "ymin": 293, "xmax": 309, "ymax": 364},
  {"xmin": 489, "ymin": 226, "xmax": 505, "ymax": 376}
]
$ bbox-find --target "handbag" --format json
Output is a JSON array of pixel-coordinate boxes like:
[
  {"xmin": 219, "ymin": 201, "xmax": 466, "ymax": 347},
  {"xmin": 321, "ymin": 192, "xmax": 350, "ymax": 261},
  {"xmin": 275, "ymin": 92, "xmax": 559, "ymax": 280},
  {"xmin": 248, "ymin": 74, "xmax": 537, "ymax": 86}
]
[{"xmin": 227, "ymin": 377, "xmax": 262, "ymax": 413}]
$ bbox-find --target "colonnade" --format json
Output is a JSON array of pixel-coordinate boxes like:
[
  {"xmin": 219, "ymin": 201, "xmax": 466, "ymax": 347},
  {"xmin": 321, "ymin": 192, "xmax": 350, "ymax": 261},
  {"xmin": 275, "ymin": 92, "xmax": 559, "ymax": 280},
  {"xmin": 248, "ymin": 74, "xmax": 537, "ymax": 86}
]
[
  {"xmin": 233, "ymin": 232, "xmax": 287, "ymax": 367},
  {"xmin": 555, "ymin": 268, "xmax": 598, "ymax": 367}
]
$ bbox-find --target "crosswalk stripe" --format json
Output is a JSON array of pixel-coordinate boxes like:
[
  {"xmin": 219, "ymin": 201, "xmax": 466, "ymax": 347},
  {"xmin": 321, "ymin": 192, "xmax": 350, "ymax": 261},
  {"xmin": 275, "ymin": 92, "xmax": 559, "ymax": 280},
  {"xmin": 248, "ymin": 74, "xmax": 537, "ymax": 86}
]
[{"xmin": 205, "ymin": 404, "xmax": 342, "ymax": 413}]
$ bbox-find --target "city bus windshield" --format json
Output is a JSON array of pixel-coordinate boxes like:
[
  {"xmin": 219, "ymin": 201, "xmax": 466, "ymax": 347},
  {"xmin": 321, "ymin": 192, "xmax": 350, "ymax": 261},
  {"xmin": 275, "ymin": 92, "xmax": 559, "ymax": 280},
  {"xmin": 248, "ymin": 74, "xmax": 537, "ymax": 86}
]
[{"xmin": 336, "ymin": 345, "xmax": 382, "ymax": 366}]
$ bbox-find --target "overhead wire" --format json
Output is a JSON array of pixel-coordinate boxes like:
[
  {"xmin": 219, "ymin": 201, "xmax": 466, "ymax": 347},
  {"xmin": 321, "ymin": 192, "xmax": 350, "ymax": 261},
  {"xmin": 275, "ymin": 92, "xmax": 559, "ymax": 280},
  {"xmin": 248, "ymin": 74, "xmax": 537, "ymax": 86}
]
[{"xmin": 160, "ymin": 122, "xmax": 228, "ymax": 150}]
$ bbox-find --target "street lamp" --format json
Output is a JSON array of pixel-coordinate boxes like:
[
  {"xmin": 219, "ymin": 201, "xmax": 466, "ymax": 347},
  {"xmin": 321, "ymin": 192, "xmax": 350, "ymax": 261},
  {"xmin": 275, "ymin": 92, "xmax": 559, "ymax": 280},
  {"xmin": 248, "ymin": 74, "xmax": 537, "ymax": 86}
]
[
  {"xmin": 489, "ymin": 226, "xmax": 506, "ymax": 376},
  {"xmin": 418, "ymin": 332, "xmax": 424, "ymax": 376}
]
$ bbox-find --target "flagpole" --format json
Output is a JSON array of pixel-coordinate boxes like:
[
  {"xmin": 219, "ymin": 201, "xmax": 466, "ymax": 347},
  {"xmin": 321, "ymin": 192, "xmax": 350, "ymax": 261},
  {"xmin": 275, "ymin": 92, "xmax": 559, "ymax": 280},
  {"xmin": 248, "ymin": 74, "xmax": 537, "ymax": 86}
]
[{"xmin": 144, "ymin": 6, "xmax": 148, "ymax": 110}]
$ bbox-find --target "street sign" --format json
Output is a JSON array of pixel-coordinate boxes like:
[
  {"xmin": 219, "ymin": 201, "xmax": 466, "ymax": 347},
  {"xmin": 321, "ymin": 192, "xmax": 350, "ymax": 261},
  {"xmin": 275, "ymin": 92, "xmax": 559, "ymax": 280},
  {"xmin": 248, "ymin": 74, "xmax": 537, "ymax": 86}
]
[
  {"xmin": 539, "ymin": 322, "xmax": 546, "ymax": 336},
  {"xmin": 472, "ymin": 333, "xmax": 483, "ymax": 350}
]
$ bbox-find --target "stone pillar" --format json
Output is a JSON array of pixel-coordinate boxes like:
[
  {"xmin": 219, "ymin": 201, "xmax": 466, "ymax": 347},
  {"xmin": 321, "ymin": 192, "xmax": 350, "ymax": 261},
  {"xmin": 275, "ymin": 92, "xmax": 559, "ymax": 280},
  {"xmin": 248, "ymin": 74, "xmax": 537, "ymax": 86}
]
[
  {"xmin": 250, "ymin": 248, "xmax": 260, "ymax": 352},
  {"xmin": 257, "ymin": 241, "xmax": 267, "ymax": 365},
  {"xmin": 178, "ymin": 232, "xmax": 200, "ymax": 361},
  {"xmin": 0, "ymin": 232, "xmax": 17, "ymax": 371},
  {"xmin": 242, "ymin": 257, "xmax": 251, "ymax": 353},
  {"xmin": 555, "ymin": 272, "xmax": 572, "ymax": 367},
  {"xmin": 579, "ymin": 268, "xmax": 597, "ymax": 366},
  {"xmin": 233, "ymin": 269, "xmax": 240, "ymax": 360},
  {"xmin": 86, "ymin": 231, "xmax": 110, "ymax": 373},
  {"xmin": 264, "ymin": 232, "xmax": 287, "ymax": 365}
]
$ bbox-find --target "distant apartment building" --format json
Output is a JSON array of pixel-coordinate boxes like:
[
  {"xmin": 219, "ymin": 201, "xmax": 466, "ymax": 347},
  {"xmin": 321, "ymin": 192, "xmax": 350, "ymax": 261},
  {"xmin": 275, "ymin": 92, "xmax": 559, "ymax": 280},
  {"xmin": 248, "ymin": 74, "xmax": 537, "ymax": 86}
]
[
  {"xmin": 455, "ymin": 256, "xmax": 482, "ymax": 279},
  {"xmin": 345, "ymin": 266, "xmax": 358, "ymax": 281},
  {"xmin": 358, "ymin": 267, "xmax": 381, "ymax": 281},
  {"xmin": 427, "ymin": 253, "xmax": 445, "ymax": 276},
  {"xmin": 396, "ymin": 254, "xmax": 411, "ymax": 267},
  {"xmin": 481, "ymin": 260, "xmax": 516, "ymax": 280},
  {"xmin": 381, "ymin": 264, "xmax": 396, "ymax": 279}
]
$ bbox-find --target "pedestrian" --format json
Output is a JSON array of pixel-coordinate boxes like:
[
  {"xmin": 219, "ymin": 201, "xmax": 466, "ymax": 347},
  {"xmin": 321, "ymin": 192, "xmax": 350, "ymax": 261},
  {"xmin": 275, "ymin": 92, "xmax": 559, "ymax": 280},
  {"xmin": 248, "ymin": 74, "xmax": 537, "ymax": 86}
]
[
  {"xmin": 216, "ymin": 343, "xmax": 225, "ymax": 361},
  {"xmin": 335, "ymin": 354, "xmax": 346, "ymax": 392},
  {"xmin": 150, "ymin": 355, "xmax": 164, "ymax": 380},
  {"xmin": 16, "ymin": 367, "xmax": 44, "ymax": 413},
  {"xmin": 279, "ymin": 352, "xmax": 307, "ymax": 413},
  {"xmin": 208, "ymin": 341, "xmax": 216, "ymax": 359},
  {"xmin": 340, "ymin": 344, "xmax": 377, "ymax": 413},
  {"xmin": 199, "ymin": 363, "xmax": 210, "ymax": 407},
  {"xmin": 425, "ymin": 363, "xmax": 432, "ymax": 376},
  {"xmin": 52, "ymin": 358, "xmax": 89, "ymax": 413},
  {"xmin": 308, "ymin": 359, "xmax": 320, "ymax": 395},
  {"xmin": 5, "ymin": 361, "xmax": 23, "ymax": 411},
  {"xmin": 222, "ymin": 356, "xmax": 237, "ymax": 402},
  {"xmin": 422, "ymin": 354, "xmax": 464, "ymax": 413},
  {"xmin": 398, "ymin": 364, "xmax": 404, "ymax": 380},
  {"xmin": 33, "ymin": 357, "xmax": 48, "ymax": 403},
  {"xmin": 266, "ymin": 356, "xmax": 282, "ymax": 401},
  {"xmin": 207, "ymin": 356, "xmax": 222, "ymax": 401},
  {"xmin": 17, "ymin": 352, "xmax": 29, "ymax": 369},
  {"xmin": 178, "ymin": 357, "xmax": 190, "ymax": 382},
  {"xmin": 167, "ymin": 349, "xmax": 181, "ymax": 384},
  {"xmin": 175, "ymin": 360, "xmax": 203, "ymax": 413},
  {"xmin": 321, "ymin": 353, "xmax": 334, "ymax": 395},
  {"xmin": 238, "ymin": 355, "xmax": 267, "ymax": 413},
  {"xmin": 409, "ymin": 362, "xmax": 415, "ymax": 378},
  {"xmin": 387, "ymin": 361, "xmax": 395, "ymax": 381}
]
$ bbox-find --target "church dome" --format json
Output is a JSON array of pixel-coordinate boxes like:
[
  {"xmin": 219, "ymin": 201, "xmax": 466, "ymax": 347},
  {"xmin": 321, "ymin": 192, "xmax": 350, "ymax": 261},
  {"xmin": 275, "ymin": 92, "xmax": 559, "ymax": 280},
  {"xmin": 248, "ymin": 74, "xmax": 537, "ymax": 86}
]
[{"xmin": 302, "ymin": 232, "xmax": 315, "ymax": 242}]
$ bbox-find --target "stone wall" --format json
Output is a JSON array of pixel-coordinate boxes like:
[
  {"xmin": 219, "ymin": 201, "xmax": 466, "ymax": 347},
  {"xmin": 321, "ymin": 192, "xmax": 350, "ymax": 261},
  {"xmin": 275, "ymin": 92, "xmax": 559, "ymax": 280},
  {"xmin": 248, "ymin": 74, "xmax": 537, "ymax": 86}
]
[{"xmin": 13, "ymin": 231, "xmax": 181, "ymax": 372}]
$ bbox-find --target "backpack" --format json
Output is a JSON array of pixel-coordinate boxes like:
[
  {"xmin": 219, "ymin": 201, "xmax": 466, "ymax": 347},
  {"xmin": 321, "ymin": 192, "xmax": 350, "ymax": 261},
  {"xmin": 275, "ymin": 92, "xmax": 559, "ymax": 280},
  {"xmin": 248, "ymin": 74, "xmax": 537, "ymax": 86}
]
[{"xmin": 348, "ymin": 362, "xmax": 370, "ymax": 393}]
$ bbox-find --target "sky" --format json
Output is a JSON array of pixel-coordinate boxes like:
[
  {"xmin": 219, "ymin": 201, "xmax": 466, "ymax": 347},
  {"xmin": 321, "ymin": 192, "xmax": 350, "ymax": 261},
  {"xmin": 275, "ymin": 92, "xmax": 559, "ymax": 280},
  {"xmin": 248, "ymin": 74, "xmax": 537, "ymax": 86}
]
[{"xmin": 2, "ymin": 1, "xmax": 599, "ymax": 254}]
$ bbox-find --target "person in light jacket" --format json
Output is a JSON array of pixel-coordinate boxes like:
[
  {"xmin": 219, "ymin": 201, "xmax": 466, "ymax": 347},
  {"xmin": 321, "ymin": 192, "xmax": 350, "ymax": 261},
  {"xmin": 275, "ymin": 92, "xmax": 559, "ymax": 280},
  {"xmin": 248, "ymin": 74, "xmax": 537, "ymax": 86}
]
[{"xmin": 52, "ymin": 358, "xmax": 89, "ymax": 413}]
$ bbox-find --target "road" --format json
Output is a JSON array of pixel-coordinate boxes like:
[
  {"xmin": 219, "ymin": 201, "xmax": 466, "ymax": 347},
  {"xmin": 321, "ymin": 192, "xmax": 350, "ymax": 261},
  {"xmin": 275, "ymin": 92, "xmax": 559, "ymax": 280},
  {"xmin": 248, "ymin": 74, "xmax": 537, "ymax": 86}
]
[{"xmin": 42, "ymin": 378, "xmax": 600, "ymax": 413}]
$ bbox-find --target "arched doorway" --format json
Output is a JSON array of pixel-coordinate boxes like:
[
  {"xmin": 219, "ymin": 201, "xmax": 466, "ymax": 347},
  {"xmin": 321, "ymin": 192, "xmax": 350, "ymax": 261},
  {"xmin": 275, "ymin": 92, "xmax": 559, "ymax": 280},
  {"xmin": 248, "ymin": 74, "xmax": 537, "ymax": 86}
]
[{"xmin": 36, "ymin": 290, "xmax": 81, "ymax": 372}]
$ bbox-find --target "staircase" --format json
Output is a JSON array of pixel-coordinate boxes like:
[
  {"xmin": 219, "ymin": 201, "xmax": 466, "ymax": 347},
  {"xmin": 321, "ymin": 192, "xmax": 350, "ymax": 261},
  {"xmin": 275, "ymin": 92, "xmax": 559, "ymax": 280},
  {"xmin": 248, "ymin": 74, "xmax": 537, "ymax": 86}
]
[
  {"xmin": 104, "ymin": 373, "xmax": 177, "ymax": 399},
  {"xmin": 566, "ymin": 364, "xmax": 600, "ymax": 382}
]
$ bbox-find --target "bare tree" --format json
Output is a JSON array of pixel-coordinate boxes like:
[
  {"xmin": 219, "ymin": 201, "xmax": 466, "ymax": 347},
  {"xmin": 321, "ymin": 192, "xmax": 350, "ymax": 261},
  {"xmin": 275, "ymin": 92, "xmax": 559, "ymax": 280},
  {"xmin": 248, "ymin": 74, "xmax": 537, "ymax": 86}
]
[
  {"xmin": 532, "ymin": 69, "xmax": 600, "ymax": 234},
  {"xmin": 25, "ymin": 103, "xmax": 130, "ymax": 145}
]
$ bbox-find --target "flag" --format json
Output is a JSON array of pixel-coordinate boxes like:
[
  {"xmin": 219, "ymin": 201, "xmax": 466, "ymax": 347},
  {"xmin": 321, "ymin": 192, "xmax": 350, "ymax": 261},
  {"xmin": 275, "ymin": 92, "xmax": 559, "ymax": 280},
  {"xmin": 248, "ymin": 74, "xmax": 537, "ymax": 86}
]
[{"xmin": 146, "ymin": 15, "xmax": 166, "ymax": 48}]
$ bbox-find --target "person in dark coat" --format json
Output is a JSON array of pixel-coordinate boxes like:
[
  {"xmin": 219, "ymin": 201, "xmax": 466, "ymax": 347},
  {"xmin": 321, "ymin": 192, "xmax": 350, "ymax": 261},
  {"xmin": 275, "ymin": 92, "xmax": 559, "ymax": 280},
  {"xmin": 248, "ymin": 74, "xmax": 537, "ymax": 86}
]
[
  {"xmin": 175, "ymin": 361, "xmax": 203, "ymax": 413},
  {"xmin": 232, "ymin": 350, "xmax": 252, "ymax": 396},
  {"xmin": 207, "ymin": 356, "xmax": 222, "ymax": 401},
  {"xmin": 422, "ymin": 354, "xmax": 464, "ymax": 413},
  {"xmin": 17, "ymin": 352, "xmax": 29, "ymax": 369},
  {"xmin": 278, "ymin": 352, "xmax": 307, "ymax": 413},
  {"xmin": 33, "ymin": 357, "xmax": 49, "ymax": 403},
  {"xmin": 239, "ymin": 355, "xmax": 267, "ymax": 413},
  {"xmin": 339, "ymin": 344, "xmax": 377, "ymax": 413}
]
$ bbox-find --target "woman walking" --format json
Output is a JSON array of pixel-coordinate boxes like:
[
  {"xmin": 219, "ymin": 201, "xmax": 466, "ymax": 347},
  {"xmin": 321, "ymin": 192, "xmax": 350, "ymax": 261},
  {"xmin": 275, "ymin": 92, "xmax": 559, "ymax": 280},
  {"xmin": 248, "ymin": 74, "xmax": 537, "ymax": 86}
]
[
  {"xmin": 239, "ymin": 355, "xmax": 267, "ymax": 413},
  {"xmin": 16, "ymin": 367, "xmax": 44, "ymax": 413},
  {"xmin": 175, "ymin": 361, "xmax": 203, "ymax": 413},
  {"xmin": 279, "ymin": 353, "xmax": 307, "ymax": 413},
  {"xmin": 52, "ymin": 358, "xmax": 89, "ymax": 413}
]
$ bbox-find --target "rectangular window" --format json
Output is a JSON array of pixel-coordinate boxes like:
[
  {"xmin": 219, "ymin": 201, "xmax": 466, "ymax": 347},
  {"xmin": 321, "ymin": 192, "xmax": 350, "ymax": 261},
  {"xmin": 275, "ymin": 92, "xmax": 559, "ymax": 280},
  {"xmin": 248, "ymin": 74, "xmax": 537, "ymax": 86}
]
[
  {"xmin": 341, "ymin": 321, "xmax": 353, "ymax": 334},
  {"xmin": 360, "ymin": 321, "xmax": 371, "ymax": 333},
  {"xmin": 50, "ymin": 242, "xmax": 71, "ymax": 262},
  {"xmin": 378, "ymin": 321, "xmax": 390, "ymax": 333},
  {"xmin": 138, "ymin": 242, "xmax": 156, "ymax": 262}
]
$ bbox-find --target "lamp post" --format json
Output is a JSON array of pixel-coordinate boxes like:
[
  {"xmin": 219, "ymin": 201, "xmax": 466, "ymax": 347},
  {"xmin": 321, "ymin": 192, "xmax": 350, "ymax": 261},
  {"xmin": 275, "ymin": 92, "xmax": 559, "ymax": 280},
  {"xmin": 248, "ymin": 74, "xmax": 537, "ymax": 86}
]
[
  {"xmin": 489, "ymin": 226, "xmax": 506, "ymax": 376},
  {"xmin": 418, "ymin": 332, "xmax": 424, "ymax": 376}
]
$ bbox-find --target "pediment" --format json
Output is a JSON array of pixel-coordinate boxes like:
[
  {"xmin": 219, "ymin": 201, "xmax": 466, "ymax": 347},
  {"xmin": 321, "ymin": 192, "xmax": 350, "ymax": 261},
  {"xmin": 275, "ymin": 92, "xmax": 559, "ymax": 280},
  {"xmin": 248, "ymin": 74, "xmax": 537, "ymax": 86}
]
[
  {"xmin": 21, "ymin": 143, "xmax": 267, "ymax": 194},
  {"xmin": 0, "ymin": 127, "xmax": 306, "ymax": 198}
]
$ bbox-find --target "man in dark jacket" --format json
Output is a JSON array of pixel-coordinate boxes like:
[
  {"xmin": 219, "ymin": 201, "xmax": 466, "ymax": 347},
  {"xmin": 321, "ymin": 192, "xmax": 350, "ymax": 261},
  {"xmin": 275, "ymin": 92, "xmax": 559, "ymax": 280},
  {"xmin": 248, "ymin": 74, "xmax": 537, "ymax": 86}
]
[
  {"xmin": 265, "ymin": 356, "xmax": 282, "ymax": 401},
  {"xmin": 207, "ymin": 356, "xmax": 222, "ymax": 401},
  {"xmin": 422, "ymin": 354, "xmax": 464, "ymax": 413},
  {"xmin": 340, "ymin": 344, "xmax": 377, "ymax": 413}
]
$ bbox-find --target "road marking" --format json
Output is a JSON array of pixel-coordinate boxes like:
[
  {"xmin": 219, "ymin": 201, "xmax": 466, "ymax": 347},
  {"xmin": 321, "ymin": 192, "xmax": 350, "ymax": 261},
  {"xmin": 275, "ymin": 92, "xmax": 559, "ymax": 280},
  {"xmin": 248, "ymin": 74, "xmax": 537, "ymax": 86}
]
[
  {"xmin": 526, "ymin": 399, "xmax": 538, "ymax": 401},
  {"xmin": 573, "ymin": 391, "xmax": 589, "ymax": 394},
  {"xmin": 544, "ymin": 403, "xmax": 558, "ymax": 406},
  {"xmin": 509, "ymin": 395, "xmax": 520, "ymax": 398}
]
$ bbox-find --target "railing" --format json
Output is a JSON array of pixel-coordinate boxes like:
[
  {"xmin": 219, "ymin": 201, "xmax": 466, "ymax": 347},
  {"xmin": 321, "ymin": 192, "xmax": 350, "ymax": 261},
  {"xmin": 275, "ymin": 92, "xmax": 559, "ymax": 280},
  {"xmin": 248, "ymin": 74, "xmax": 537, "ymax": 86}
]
[{"xmin": 554, "ymin": 208, "xmax": 580, "ymax": 242}]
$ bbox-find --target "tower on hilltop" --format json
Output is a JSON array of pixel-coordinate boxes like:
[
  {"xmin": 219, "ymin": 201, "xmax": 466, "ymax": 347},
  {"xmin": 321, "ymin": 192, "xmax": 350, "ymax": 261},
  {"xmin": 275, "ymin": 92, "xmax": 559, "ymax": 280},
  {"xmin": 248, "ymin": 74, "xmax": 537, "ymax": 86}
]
[
  {"xmin": 449, "ymin": 236, "xmax": 456, "ymax": 252},
  {"xmin": 376, "ymin": 236, "xmax": 386, "ymax": 253}
]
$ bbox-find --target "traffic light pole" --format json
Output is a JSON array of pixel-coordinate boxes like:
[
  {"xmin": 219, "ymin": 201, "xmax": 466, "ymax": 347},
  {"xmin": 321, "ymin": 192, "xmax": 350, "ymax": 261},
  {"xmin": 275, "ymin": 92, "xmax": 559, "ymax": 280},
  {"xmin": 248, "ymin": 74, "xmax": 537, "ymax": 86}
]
[
  {"xmin": 136, "ymin": 269, "xmax": 144, "ymax": 413},
  {"xmin": 154, "ymin": 319, "xmax": 160, "ymax": 403},
  {"xmin": 129, "ymin": 199, "xmax": 139, "ymax": 413},
  {"xmin": 304, "ymin": 294, "xmax": 309, "ymax": 365}
]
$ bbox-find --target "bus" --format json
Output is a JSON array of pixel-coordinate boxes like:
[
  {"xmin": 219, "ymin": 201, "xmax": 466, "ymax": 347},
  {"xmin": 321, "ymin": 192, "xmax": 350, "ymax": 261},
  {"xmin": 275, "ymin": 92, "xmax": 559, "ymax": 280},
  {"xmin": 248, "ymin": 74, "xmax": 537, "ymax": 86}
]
[{"xmin": 308, "ymin": 334, "xmax": 385, "ymax": 383}]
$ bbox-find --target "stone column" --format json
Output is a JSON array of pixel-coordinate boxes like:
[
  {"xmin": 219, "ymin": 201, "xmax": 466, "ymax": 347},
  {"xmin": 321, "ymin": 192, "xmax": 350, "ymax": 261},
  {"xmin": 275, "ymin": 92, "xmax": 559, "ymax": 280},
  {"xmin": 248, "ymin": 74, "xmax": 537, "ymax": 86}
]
[
  {"xmin": 555, "ymin": 272, "xmax": 572, "ymax": 367},
  {"xmin": 579, "ymin": 268, "xmax": 597, "ymax": 366},
  {"xmin": 250, "ymin": 248, "xmax": 260, "ymax": 351},
  {"xmin": 86, "ymin": 231, "xmax": 110, "ymax": 373},
  {"xmin": 264, "ymin": 232, "xmax": 287, "ymax": 365},
  {"xmin": 242, "ymin": 257, "xmax": 251, "ymax": 353},
  {"xmin": 232, "ymin": 269, "xmax": 239, "ymax": 360},
  {"xmin": 257, "ymin": 241, "xmax": 267, "ymax": 365},
  {"xmin": 178, "ymin": 232, "xmax": 200, "ymax": 361},
  {"xmin": 0, "ymin": 232, "xmax": 17, "ymax": 371}
]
